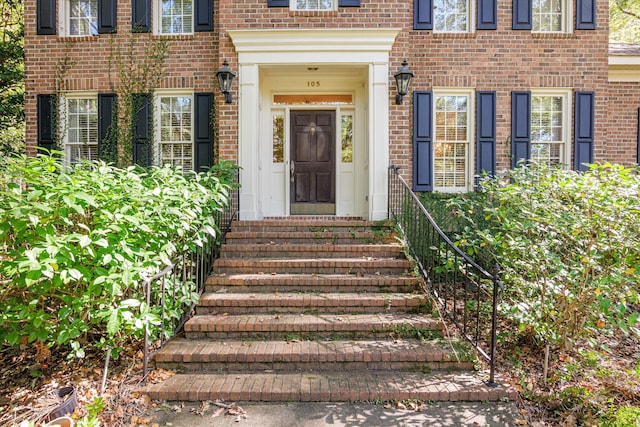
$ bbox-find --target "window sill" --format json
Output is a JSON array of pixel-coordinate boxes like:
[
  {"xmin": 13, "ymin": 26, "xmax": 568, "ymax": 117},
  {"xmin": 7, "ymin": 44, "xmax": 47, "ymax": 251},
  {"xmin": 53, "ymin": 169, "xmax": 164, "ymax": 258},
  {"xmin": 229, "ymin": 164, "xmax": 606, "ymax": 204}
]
[
  {"xmin": 58, "ymin": 35, "xmax": 101, "ymax": 42},
  {"xmin": 432, "ymin": 32, "xmax": 477, "ymax": 39},
  {"xmin": 531, "ymin": 32, "xmax": 576, "ymax": 39},
  {"xmin": 152, "ymin": 33, "xmax": 195, "ymax": 41},
  {"xmin": 289, "ymin": 10, "xmax": 339, "ymax": 17}
]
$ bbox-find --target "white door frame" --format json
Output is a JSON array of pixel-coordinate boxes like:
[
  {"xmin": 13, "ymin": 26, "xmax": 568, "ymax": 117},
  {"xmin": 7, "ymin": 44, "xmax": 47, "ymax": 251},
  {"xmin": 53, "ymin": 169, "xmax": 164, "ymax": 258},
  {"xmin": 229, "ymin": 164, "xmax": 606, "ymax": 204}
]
[{"xmin": 228, "ymin": 29, "xmax": 400, "ymax": 220}]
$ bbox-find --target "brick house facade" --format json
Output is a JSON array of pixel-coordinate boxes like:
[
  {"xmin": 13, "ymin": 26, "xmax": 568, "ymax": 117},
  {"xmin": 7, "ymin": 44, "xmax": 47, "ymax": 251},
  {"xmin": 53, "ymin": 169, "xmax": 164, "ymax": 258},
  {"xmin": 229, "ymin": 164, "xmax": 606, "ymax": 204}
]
[{"xmin": 24, "ymin": 0, "xmax": 640, "ymax": 220}]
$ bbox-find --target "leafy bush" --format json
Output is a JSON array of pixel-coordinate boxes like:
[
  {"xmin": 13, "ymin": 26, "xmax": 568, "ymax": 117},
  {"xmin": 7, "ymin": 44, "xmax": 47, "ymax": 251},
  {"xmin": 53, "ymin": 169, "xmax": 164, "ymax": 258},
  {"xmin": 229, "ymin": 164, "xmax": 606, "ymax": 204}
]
[
  {"xmin": 0, "ymin": 152, "xmax": 237, "ymax": 357},
  {"xmin": 446, "ymin": 163, "xmax": 640, "ymax": 348}
]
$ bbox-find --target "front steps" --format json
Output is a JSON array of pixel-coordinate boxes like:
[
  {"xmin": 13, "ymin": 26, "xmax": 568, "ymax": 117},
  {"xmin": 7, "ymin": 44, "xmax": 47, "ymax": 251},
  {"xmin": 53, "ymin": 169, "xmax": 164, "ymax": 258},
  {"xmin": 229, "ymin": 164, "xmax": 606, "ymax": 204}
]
[{"xmin": 145, "ymin": 218, "xmax": 514, "ymax": 402}]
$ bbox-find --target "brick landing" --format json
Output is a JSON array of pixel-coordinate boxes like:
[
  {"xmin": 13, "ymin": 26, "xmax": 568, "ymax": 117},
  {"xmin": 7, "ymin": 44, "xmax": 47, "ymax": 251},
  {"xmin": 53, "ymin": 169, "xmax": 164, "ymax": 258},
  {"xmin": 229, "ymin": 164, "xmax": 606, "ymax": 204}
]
[
  {"xmin": 145, "ymin": 372, "xmax": 516, "ymax": 402},
  {"xmin": 144, "ymin": 218, "xmax": 514, "ymax": 402}
]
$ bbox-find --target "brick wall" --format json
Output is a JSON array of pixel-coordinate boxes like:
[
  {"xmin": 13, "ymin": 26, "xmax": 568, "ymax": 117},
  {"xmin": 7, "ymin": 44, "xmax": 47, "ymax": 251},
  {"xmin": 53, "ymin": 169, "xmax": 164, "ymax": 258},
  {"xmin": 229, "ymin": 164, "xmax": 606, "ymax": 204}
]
[
  {"xmin": 24, "ymin": 0, "xmax": 219, "ymax": 157},
  {"xmin": 216, "ymin": 0, "xmax": 611, "ymax": 181},
  {"xmin": 607, "ymin": 82, "xmax": 640, "ymax": 166},
  {"xmin": 25, "ymin": 0, "xmax": 636, "ymax": 181}
]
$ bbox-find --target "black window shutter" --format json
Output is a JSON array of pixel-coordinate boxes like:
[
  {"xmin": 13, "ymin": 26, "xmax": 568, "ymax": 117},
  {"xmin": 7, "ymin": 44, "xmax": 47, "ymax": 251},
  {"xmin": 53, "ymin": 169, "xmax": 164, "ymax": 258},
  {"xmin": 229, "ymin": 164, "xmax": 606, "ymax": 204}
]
[
  {"xmin": 414, "ymin": 0, "xmax": 434, "ymax": 30},
  {"xmin": 37, "ymin": 0, "xmax": 56, "ymax": 35},
  {"xmin": 194, "ymin": 0, "xmax": 213, "ymax": 31},
  {"xmin": 574, "ymin": 91, "xmax": 594, "ymax": 171},
  {"xmin": 268, "ymin": 0, "xmax": 289, "ymax": 6},
  {"xmin": 476, "ymin": 91, "xmax": 497, "ymax": 177},
  {"xmin": 413, "ymin": 91, "xmax": 433, "ymax": 191},
  {"xmin": 339, "ymin": 0, "xmax": 361, "ymax": 6},
  {"xmin": 98, "ymin": 0, "xmax": 117, "ymax": 33},
  {"xmin": 477, "ymin": 0, "xmax": 497, "ymax": 29},
  {"xmin": 512, "ymin": 0, "xmax": 532, "ymax": 30},
  {"xmin": 133, "ymin": 94, "xmax": 152, "ymax": 167},
  {"xmin": 37, "ymin": 95, "xmax": 56, "ymax": 152},
  {"xmin": 511, "ymin": 91, "xmax": 531, "ymax": 167},
  {"xmin": 132, "ymin": 0, "xmax": 151, "ymax": 32},
  {"xmin": 194, "ymin": 93, "xmax": 214, "ymax": 172},
  {"xmin": 576, "ymin": 0, "xmax": 596, "ymax": 29},
  {"xmin": 98, "ymin": 94, "xmax": 117, "ymax": 161}
]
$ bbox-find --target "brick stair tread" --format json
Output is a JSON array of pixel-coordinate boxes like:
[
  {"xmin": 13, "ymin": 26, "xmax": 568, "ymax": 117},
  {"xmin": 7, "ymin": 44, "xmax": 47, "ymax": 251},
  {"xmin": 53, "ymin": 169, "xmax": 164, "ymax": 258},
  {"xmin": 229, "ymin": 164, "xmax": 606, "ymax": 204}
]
[
  {"xmin": 155, "ymin": 338, "xmax": 459, "ymax": 364},
  {"xmin": 220, "ymin": 243, "xmax": 403, "ymax": 253},
  {"xmin": 213, "ymin": 258, "xmax": 411, "ymax": 268},
  {"xmin": 198, "ymin": 292, "xmax": 427, "ymax": 310},
  {"xmin": 230, "ymin": 219, "xmax": 390, "ymax": 229},
  {"xmin": 143, "ymin": 371, "xmax": 516, "ymax": 402},
  {"xmin": 205, "ymin": 273, "xmax": 423, "ymax": 293},
  {"xmin": 185, "ymin": 313, "xmax": 441, "ymax": 333},
  {"xmin": 224, "ymin": 232, "xmax": 396, "ymax": 244},
  {"xmin": 207, "ymin": 273, "xmax": 420, "ymax": 285}
]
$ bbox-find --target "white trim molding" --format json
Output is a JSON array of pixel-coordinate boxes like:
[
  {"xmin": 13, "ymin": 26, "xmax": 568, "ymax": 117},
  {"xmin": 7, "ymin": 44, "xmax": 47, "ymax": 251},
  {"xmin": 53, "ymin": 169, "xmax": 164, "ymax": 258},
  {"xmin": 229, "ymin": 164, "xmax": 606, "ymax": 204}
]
[{"xmin": 227, "ymin": 29, "xmax": 400, "ymax": 221}]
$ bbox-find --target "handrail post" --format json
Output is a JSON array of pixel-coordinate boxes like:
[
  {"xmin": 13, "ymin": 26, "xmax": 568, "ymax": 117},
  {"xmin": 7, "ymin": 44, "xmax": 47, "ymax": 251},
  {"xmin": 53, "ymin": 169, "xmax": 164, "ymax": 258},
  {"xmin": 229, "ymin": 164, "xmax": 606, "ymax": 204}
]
[
  {"xmin": 142, "ymin": 276, "xmax": 152, "ymax": 385},
  {"xmin": 488, "ymin": 265, "xmax": 500, "ymax": 387}
]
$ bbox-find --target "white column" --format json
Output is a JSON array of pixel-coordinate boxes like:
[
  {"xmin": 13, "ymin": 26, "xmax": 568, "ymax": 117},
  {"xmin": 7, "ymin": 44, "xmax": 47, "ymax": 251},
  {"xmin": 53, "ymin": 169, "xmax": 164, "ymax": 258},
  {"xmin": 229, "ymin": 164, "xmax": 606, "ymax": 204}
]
[
  {"xmin": 238, "ymin": 63, "xmax": 261, "ymax": 220},
  {"xmin": 368, "ymin": 62, "xmax": 390, "ymax": 221}
]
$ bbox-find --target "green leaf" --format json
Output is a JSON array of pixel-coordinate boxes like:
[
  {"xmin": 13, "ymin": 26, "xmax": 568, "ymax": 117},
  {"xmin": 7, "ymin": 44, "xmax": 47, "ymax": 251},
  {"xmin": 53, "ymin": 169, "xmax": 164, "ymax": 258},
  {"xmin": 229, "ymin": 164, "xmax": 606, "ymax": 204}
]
[
  {"xmin": 79, "ymin": 235, "xmax": 92, "ymax": 248},
  {"xmin": 107, "ymin": 309, "xmax": 119, "ymax": 336},
  {"xmin": 69, "ymin": 268, "xmax": 83, "ymax": 281},
  {"xmin": 159, "ymin": 252, "xmax": 172, "ymax": 266},
  {"xmin": 628, "ymin": 312, "xmax": 639, "ymax": 327}
]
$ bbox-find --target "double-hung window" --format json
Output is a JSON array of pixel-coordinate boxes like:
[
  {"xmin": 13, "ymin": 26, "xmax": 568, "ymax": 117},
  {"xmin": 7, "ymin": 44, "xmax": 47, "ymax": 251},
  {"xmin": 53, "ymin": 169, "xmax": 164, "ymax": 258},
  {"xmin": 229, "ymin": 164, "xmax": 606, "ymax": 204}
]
[
  {"xmin": 57, "ymin": 0, "xmax": 116, "ymax": 36},
  {"xmin": 65, "ymin": 96, "xmax": 99, "ymax": 164},
  {"xmin": 157, "ymin": 93, "xmax": 194, "ymax": 170},
  {"xmin": 433, "ymin": 91, "xmax": 473, "ymax": 192},
  {"xmin": 530, "ymin": 92, "xmax": 570, "ymax": 166},
  {"xmin": 292, "ymin": 0, "xmax": 335, "ymax": 10},
  {"xmin": 159, "ymin": 0, "xmax": 193, "ymax": 34},
  {"xmin": 532, "ymin": 0, "xmax": 569, "ymax": 32},
  {"xmin": 511, "ymin": 89, "xmax": 573, "ymax": 168},
  {"xmin": 68, "ymin": 0, "xmax": 98, "ymax": 35},
  {"xmin": 434, "ymin": 0, "xmax": 471, "ymax": 32}
]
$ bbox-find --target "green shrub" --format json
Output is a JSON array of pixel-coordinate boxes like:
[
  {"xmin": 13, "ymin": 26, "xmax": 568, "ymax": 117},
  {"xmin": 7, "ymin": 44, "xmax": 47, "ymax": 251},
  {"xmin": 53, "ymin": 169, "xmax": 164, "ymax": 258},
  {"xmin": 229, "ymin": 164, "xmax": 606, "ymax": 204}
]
[
  {"xmin": 0, "ymin": 152, "xmax": 237, "ymax": 357},
  {"xmin": 446, "ymin": 163, "xmax": 640, "ymax": 348}
]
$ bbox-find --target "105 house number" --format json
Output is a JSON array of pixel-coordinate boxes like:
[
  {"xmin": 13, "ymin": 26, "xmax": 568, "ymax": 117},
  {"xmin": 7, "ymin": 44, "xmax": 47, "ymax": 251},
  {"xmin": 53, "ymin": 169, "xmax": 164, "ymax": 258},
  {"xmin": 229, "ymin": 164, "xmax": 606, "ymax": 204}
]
[{"xmin": 307, "ymin": 81, "xmax": 321, "ymax": 87}]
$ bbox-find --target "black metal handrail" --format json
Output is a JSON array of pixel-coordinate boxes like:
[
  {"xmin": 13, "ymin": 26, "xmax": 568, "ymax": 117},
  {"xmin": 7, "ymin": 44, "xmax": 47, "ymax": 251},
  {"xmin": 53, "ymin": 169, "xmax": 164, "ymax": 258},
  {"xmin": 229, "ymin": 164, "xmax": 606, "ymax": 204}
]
[
  {"xmin": 388, "ymin": 165, "xmax": 501, "ymax": 385},
  {"xmin": 142, "ymin": 170, "xmax": 239, "ymax": 383}
]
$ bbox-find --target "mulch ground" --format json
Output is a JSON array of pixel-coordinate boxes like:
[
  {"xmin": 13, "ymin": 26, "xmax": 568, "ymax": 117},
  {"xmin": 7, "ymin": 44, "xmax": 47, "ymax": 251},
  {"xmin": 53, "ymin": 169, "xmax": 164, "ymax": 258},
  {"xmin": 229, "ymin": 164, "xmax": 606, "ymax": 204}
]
[{"xmin": 1, "ymin": 328, "xmax": 639, "ymax": 426}]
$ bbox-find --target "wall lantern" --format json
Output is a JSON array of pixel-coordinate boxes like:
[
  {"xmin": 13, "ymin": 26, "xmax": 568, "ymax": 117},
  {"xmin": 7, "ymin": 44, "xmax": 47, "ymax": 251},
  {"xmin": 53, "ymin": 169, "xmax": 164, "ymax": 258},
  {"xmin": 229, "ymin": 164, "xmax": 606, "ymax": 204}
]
[
  {"xmin": 216, "ymin": 60, "xmax": 236, "ymax": 104},
  {"xmin": 393, "ymin": 59, "xmax": 414, "ymax": 105}
]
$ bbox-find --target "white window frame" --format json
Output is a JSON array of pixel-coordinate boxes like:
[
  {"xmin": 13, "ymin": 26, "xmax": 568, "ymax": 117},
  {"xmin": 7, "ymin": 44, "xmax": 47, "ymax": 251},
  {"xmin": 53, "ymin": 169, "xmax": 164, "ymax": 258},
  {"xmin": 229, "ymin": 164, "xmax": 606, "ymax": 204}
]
[
  {"xmin": 291, "ymin": 0, "xmax": 337, "ymax": 11},
  {"xmin": 59, "ymin": 0, "xmax": 99, "ymax": 36},
  {"xmin": 532, "ymin": 0, "xmax": 573, "ymax": 33},
  {"xmin": 61, "ymin": 92, "xmax": 99, "ymax": 166},
  {"xmin": 432, "ymin": 88, "xmax": 475, "ymax": 193},
  {"xmin": 434, "ymin": 0, "xmax": 475, "ymax": 33},
  {"xmin": 154, "ymin": 0, "xmax": 194, "ymax": 35},
  {"xmin": 154, "ymin": 90, "xmax": 195, "ymax": 170},
  {"xmin": 530, "ymin": 88, "xmax": 572, "ymax": 168}
]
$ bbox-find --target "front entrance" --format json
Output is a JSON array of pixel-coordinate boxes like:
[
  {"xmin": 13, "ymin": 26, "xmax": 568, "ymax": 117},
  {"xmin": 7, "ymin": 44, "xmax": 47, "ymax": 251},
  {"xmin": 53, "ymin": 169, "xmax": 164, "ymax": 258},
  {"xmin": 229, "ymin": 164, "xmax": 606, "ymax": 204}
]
[{"xmin": 290, "ymin": 110, "xmax": 336, "ymax": 215}]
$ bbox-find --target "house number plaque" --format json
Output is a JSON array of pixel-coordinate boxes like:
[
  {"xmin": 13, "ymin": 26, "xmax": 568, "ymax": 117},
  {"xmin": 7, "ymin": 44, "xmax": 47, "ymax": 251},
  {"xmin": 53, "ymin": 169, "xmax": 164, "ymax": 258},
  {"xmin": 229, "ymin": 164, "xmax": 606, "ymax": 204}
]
[{"xmin": 307, "ymin": 81, "xmax": 321, "ymax": 87}]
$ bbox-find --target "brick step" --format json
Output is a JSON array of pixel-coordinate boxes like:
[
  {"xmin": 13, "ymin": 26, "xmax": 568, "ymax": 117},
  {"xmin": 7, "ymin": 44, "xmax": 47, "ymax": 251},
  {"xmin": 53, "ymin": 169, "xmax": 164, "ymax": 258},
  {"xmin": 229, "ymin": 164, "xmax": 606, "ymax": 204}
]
[
  {"xmin": 196, "ymin": 292, "xmax": 430, "ymax": 315},
  {"xmin": 154, "ymin": 339, "xmax": 474, "ymax": 372},
  {"xmin": 229, "ymin": 219, "xmax": 393, "ymax": 233},
  {"xmin": 184, "ymin": 313, "xmax": 442, "ymax": 340},
  {"xmin": 218, "ymin": 243, "xmax": 404, "ymax": 259},
  {"xmin": 205, "ymin": 273, "xmax": 423, "ymax": 294},
  {"xmin": 224, "ymin": 231, "xmax": 396, "ymax": 244},
  {"xmin": 213, "ymin": 258, "xmax": 412, "ymax": 274},
  {"xmin": 144, "ymin": 371, "xmax": 516, "ymax": 402}
]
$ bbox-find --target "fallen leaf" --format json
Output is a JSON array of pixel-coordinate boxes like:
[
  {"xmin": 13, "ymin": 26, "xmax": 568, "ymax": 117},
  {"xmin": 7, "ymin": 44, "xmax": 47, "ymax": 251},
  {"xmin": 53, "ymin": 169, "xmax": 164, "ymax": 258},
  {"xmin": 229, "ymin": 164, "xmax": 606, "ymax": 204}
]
[{"xmin": 212, "ymin": 407, "xmax": 225, "ymax": 418}]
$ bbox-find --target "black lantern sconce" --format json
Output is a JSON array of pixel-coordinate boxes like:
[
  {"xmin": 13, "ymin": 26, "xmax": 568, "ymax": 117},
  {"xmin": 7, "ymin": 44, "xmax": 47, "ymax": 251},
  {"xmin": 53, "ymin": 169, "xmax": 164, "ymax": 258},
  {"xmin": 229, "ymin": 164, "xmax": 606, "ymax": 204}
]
[
  {"xmin": 393, "ymin": 59, "xmax": 414, "ymax": 105},
  {"xmin": 216, "ymin": 60, "xmax": 236, "ymax": 104}
]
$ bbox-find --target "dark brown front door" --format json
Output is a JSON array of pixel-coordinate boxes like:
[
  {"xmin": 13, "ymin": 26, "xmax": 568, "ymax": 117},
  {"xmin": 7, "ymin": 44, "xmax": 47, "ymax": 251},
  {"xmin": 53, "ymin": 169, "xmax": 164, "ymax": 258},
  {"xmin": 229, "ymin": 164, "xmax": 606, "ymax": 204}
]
[{"xmin": 290, "ymin": 110, "xmax": 336, "ymax": 215}]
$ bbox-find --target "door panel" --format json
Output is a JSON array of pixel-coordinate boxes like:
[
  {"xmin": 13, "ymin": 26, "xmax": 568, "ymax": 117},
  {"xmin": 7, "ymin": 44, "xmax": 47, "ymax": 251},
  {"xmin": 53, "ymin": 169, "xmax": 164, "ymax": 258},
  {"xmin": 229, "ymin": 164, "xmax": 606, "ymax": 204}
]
[{"xmin": 290, "ymin": 110, "xmax": 336, "ymax": 215}]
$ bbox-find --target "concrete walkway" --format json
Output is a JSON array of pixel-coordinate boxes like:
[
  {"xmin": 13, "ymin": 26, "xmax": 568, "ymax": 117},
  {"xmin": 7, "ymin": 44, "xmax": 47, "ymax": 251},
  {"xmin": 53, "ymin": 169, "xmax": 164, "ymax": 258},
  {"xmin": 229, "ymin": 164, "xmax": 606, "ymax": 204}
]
[{"xmin": 147, "ymin": 401, "xmax": 522, "ymax": 427}]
